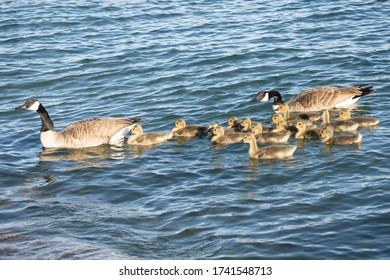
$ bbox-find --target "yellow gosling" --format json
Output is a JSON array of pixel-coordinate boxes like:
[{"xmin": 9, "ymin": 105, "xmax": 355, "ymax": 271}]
[
  {"xmin": 172, "ymin": 119, "xmax": 208, "ymax": 137},
  {"xmin": 128, "ymin": 125, "xmax": 172, "ymax": 146},
  {"xmin": 241, "ymin": 134, "xmax": 297, "ymax": 159},
  {"xmin": 295, "ymin": 122, "xmax": 321, "ymax": 140},
  {"xmin": 339, "ymin": 110, "xmax": 379, "ymax": 127},
  {"xmin": 320, "ymin": 127, "xmax": 362, "ymax": 145},
  {"xmin": 251, "ymin": 123, "xmax": 290, "ymax": 144},
  {"xmin": 321, "ymin": 109, "xmax": 359, "ymax": 132},
  {"xmin": 210, "ymin": 126, "xmax": 246, "ymax": 144}
]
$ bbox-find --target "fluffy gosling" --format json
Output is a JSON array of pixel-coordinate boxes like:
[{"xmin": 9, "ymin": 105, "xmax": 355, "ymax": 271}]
[
  {"xmin": 210, "ymin": 126, "xmax": 246, "ymax": 144},
  {"xmin": 251, "ymin": 123, "xmax": 290, "ymax": 144},
  {"xmin": 339, "ymin": 110, "xmax": 379, "ymax": 127},
  {"xmin": 241, "ymin": 134, "xmax": 297, "ymax": 159},
  {"xmin": 320, "ymin": 127, "xmax": 362, "ymax": 145},
  {"xmin": 128, "ymin": 125, "xmax": 172, "ymax": 146},
  {"xmin": 172, "ymin": 119, "xmax": 208, "ymax": 137}
]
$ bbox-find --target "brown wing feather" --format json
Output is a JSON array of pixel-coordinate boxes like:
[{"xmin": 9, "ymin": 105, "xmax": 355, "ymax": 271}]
[
  {"xmin": 59, "ymin": 118, "xmax": 137, "ymax": 141},
  {"xmin": 287, "ymin": 87, "xmax": 361, "ymax": 111}
]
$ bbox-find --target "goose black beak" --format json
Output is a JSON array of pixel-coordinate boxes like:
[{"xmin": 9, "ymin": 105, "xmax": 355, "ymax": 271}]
[{"xmin": 15, "ymin": 104, "xmax": 27, "ymax": 110}]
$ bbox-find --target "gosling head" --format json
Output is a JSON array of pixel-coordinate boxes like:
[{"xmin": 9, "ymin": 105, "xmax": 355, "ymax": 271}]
[
  {"xmin": 251, "ymin": 123, "xmax": 262, "ymax": 134},
  {"xmin": 320, "ymin": 127, "xmax": 333, "ymax": 139},
  {"xmin": 274, "ymin": 122, "xmax": 286, "ymax": 132},
  {"xmin": 295, "ymin": 122, "xmax": 306, "ymax": 131},
  {"xmin": 339, "ymin": 110, "xmax": 351, "ymax": 120},
  {"xmin": 212, "ymin": 126, "xmax": 225, "ymax": 137},
  {"xmin": 16, "ymin": 99, "xmax": 41, "ymax": 111},
  {"xmin": 278, "ymin": 104, "xmax": 289, "ymax": 113},
  {"xmin": 240, "ymin": 117, "xmax": 251, "ymax": 131},
  {"xmin": 272, "ymin": 113, "xmax": 284, "ymax": 124},
  {"xmin": 227, "ymin": 116, "xmax": 238, "ymax": 127},
  {"xmin": 175, "ymin": 119, "xmax": 186, "ymax": 129},
  {"xmin": 131, "ymin": 124, "xmax": 143, "ymax": 134},
  {"xmin": 240, "ymin": 133, "xmax": 255, "ymax": 144}
]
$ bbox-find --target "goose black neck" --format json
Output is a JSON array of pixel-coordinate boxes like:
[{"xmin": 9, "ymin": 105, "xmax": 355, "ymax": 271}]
[
  {"xmin": 37, "ymin": 104, "xmax": 55, "ymax": 132},
  {"xmin": 269, "ymin": 90, "xmax": 284, "ymax": 105}
]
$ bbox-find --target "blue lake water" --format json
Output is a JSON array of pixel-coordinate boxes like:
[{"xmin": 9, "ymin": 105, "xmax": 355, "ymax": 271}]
[{"xmin": 1, "ymin": 0, "xmax": 390, "ymax": 259}]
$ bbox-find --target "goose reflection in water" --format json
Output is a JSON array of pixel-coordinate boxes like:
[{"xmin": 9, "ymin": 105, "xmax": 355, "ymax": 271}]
[{"xmin": 38, "ymin": 145, "xmax": 128, "ymax": 168}]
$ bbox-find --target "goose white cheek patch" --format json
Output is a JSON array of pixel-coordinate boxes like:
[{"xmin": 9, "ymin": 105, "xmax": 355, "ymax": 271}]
[
  {"xmin": 28, "ymin": 101, "xmax": 41, "ymax": 111},
  {"xmin": 261, "ymin": 92, "xmax": 270, "ymax": 102}
]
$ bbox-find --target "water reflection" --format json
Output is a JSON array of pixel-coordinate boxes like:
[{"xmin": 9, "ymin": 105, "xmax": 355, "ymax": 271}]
[
  {"xmin": 38, "ymin": 145, "xmax": 127, "ymax": 168},
  {"xmin": 127, "ymin": 144, "xmax": 164, "ymax": 158},
  {"xmin": 319, "ymin": 142, "xmax": 362, "ymax": 153}
]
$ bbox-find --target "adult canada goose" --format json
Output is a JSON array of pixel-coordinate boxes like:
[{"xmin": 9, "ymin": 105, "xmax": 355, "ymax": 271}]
[
  {"xmin": 320, "ymin": 127, "xmax": 362, "ymax": 145},
  {"xmin": 321, "ymin": 109, "xmax": 359, "ymax": 132},
  {"xmin": 15, "ymin": 99, "xmax": 142, "ymax": 148},
  {"xmin": 295, "ymin": 122, "xmax": 321, "ymax": 140},
  {"xmin": 172, "ymin": 119, "xmax": 208, "ymax": 137},
  {"xmin": 251, "ymin": 123, "xmax": 290, "ymax": 144},
  {"xmin": 127, "ymin": 124, "xmax": 172, "ymax": 146},
  {"xmin": 210, "ymin": 126, "xmax": 245, "ymax": 144},
  {"xmin": 339, "ymin": 110, "xmax": 379, "ymax": 127},
  {"xmin": 241, "ymin": 134, "xmax": 297, "ymax": 159},
  {"xmin": 251, "ymin": 84, "xmax": 374, "ymax": 112}
]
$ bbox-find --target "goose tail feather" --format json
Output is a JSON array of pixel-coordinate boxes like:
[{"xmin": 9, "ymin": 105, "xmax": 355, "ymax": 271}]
[{"xmin": 354, "ymin": 84, "xmax": 374, "ymax": 97}]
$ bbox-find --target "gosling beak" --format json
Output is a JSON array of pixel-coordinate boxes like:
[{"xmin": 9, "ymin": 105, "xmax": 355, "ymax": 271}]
[{"xmin": 239, "ymin": 138, "xmax": 244, "ymax": 144}]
